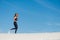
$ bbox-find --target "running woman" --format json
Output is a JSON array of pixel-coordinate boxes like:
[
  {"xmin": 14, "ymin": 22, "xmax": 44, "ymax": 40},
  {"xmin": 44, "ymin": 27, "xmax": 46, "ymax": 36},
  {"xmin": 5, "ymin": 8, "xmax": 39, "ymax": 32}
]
[{"xmin": 10, "ymin": 13, "xmax": 18, "ymax": 34}]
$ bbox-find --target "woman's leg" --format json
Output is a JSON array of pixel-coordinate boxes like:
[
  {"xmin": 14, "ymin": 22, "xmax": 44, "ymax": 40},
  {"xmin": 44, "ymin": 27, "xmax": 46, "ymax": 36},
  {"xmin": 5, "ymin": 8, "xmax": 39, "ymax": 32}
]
[
  {"xmin": 14, "ymin": 22, "xmax": 18, "ymax": 34},
  {"xmin": 10, "ymin": 28, "xmax": 15, "ymax": 30},
  {"xmin": 10, "ymin": 22, "xmax": 16, "ymax": 30},
  {"xmin": 15, "ymin": 28, "xmax": 17, "ymax": 33}
]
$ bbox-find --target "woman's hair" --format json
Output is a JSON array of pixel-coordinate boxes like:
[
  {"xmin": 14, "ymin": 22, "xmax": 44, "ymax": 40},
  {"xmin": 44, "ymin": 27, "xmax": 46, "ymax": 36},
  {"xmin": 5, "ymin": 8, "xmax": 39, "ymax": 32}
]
[{"xmin": 14, "ymin": 13, "xmax": 18, "ymax": 17}]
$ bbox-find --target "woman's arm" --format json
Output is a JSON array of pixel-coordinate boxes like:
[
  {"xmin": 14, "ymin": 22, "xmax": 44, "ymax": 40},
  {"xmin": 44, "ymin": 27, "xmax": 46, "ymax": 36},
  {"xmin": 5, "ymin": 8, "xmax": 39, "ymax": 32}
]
[{"xmin": 14, "ymin": 17, "xmax": 17, "ymax": 22}]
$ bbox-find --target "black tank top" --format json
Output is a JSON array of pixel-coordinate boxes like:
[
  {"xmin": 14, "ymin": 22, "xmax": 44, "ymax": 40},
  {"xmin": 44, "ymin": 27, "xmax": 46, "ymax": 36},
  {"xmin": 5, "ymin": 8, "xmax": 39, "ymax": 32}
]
[
  {"xmin": 15, "ymin": 18, "xmax": 17, "ymax": 21},
  {"xmin": 14, "ymin": 16, "xmax": 18, "ymax": 21}
]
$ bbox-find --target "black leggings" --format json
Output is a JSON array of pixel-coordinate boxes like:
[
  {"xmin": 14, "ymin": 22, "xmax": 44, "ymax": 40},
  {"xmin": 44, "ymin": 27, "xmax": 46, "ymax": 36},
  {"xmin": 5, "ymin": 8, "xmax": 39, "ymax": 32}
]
[{"xmin": 11, "ymin": 22, "xmax": 18, "ymax": 33}]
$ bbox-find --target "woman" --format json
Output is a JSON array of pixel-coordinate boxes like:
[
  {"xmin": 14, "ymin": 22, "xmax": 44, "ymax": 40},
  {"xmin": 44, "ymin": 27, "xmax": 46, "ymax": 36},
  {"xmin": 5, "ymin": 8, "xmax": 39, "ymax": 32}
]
[{"xmin": 10, "ymin": 13, "xmax": 18, "ymax": 34}]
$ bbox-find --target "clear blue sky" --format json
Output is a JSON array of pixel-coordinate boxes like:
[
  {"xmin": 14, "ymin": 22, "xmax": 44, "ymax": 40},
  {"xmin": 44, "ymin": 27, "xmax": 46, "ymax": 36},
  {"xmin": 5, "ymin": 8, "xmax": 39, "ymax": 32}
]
[{"xmin": 0, "ymin": 0, "xmax": 60, "ymax": 33}]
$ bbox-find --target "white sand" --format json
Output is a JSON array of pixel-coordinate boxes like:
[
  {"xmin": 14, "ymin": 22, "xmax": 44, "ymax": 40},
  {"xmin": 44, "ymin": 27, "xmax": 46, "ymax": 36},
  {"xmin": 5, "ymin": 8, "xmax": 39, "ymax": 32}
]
[{"xmin": 0, "ymin": 32, "xmax": 60, "ymax": 40}]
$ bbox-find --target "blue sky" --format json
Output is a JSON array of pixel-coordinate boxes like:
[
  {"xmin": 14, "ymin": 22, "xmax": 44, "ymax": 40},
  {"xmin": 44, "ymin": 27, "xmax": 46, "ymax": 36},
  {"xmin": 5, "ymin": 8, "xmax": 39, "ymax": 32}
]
[{"xmin": 0, "ymin": 0, "xmax": 60, "ymax": 33}]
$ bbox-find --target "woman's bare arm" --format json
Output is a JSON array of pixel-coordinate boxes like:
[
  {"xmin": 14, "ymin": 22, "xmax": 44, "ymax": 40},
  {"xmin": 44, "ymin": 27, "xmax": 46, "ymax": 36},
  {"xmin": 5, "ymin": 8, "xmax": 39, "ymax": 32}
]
[{"xmin": 14, "ymin": 17, "xmax": 17, "ymax": 22}]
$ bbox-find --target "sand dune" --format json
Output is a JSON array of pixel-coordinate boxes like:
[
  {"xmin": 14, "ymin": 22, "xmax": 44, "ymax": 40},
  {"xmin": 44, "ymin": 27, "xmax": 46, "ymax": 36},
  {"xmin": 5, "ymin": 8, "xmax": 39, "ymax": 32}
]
[{"xmin": 0, "ymin": 32, "xmax": 60, "ymax": 40}]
